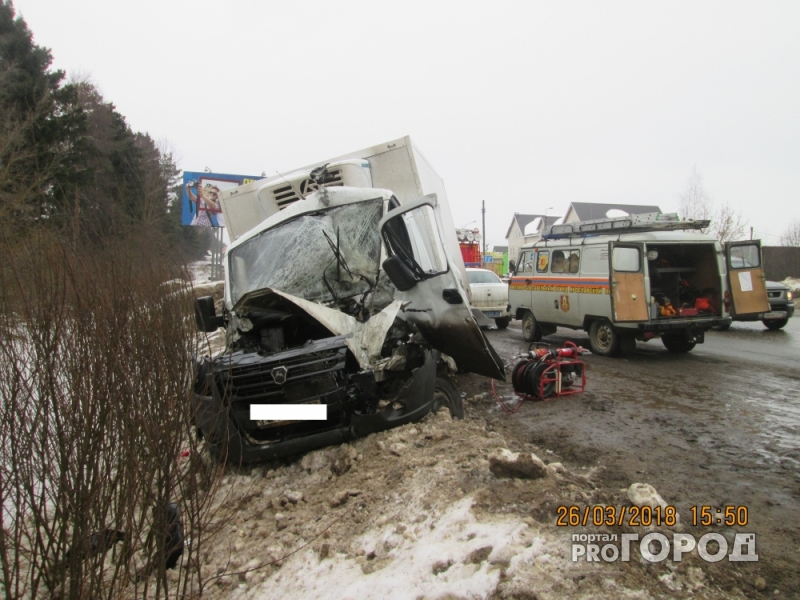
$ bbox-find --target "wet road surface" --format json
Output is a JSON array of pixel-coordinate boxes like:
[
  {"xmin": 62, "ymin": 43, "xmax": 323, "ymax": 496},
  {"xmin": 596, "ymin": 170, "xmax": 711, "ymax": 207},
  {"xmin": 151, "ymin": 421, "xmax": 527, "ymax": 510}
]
[{"xmin": 469, "ymin": 316, "xmax": 800, "ymax": 596}]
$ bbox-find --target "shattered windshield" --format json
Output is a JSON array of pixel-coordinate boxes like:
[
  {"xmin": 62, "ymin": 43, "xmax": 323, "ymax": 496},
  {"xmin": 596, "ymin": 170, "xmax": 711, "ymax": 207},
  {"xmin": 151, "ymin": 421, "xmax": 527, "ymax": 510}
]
[{"xmin": 229, "ymin": 198, "xmax": 383, "ymax": 306}]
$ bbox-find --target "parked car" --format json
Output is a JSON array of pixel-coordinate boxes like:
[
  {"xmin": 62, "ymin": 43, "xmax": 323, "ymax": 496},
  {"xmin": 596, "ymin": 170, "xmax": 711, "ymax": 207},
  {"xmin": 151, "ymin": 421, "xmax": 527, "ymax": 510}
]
[
  {"xmin": 466, "ymin": 268, "xmax": 512, "ymax": 329},
  {"xmin": 717, "ymin": 280, "xmax": 794, "ymax": 330}
]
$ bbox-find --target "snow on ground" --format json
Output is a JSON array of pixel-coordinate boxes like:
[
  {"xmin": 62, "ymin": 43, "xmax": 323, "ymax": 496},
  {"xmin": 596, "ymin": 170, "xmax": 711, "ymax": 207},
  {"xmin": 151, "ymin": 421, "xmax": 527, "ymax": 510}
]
[{"xmin": 180, "ymin": 409, "xmax": 731, "ymax": 600}]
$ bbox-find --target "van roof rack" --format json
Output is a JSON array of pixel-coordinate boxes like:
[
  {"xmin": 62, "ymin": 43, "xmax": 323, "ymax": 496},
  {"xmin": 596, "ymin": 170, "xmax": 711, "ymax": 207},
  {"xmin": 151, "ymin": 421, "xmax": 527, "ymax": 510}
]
[{"xmin": 541, "ymin": 212, "xmax": 711, "ymax": 240}]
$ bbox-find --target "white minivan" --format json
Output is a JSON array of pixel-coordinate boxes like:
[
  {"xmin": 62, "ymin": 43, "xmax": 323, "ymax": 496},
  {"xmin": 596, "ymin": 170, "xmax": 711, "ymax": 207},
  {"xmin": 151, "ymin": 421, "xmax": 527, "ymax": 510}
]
[{"xmin": 508, "ymin": 213, "xmax": 770, "ymax": 356}]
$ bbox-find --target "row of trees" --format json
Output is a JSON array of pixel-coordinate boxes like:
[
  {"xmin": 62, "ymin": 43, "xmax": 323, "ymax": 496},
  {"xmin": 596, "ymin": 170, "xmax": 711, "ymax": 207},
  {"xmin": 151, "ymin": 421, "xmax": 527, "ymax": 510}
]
[
  {"xmin": 678, "ymin": 166, "xmax": 799, "ymax": 246},
  {"xmin": 0, "ymin": 1, "xmax": 206, "ymax": 255},
  {"xmin": 1, "ymin": 4, "xmax": 226, "ymax": 598}
]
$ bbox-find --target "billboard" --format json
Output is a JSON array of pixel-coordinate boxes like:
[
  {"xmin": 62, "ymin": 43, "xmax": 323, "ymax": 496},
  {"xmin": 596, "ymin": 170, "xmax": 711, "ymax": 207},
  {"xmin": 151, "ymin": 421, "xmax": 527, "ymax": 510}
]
[{"xmin": 181, "ymin": 171, "xmax": 260, "ymax": 227}]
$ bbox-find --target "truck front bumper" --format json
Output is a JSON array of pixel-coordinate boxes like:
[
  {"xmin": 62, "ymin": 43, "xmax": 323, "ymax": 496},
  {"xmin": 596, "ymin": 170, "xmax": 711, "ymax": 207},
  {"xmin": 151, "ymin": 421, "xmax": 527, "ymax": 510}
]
[{"xmin": 193, "ymin": 344, "xmax": 437, "ymax": 464}]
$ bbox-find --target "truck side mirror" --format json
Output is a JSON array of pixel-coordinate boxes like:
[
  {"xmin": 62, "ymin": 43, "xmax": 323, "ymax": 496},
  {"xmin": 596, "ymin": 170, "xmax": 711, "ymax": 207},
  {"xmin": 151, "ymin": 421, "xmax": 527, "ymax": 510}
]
[
  {"xmin": 509, "ymin": 259, "xmax": 516, "ymax": 274},
  {"xmin": 382, "ymin": 255, "xmax": 418, "ymax": 292},
  {"xmin": 195, "ymin": 296, "xmax": 224, "ymax": 332}
]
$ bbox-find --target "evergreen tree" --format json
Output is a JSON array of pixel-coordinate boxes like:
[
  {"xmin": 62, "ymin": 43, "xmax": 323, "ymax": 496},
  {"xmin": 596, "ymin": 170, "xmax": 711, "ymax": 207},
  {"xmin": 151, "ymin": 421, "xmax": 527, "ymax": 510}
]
[{"xmin": 0, "ymin": 0, "xmax": 89, "ymax": 231}]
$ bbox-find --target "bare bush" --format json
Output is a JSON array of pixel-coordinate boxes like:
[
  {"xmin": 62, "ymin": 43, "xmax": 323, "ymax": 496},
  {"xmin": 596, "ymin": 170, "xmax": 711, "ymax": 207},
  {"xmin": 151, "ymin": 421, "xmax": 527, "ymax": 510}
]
[{"xmin": 0, "ymin": 231, "xmax": 223, "ymax": 598}]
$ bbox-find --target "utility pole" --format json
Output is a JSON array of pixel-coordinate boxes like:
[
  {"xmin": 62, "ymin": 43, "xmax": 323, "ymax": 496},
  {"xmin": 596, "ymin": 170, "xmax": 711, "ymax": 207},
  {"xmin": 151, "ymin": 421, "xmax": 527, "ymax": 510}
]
[
  {"xmin": 481, "ymin": 200, "xmax": 486, "ymax": 265},
  {"xmin": 750, "ymin": 226, "xmax": 753, "ymax": 240}
]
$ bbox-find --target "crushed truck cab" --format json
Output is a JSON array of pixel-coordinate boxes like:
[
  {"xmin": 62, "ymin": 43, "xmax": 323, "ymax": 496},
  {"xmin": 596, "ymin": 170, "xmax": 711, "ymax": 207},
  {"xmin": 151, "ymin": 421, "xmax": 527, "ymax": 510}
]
[
  {"xmin": 508, "ymin": 212, "xmax": 771, "ymax": 356},
  {"xmin": 193, "ymin": 140, "xmax": 503, "ymax": 464}
]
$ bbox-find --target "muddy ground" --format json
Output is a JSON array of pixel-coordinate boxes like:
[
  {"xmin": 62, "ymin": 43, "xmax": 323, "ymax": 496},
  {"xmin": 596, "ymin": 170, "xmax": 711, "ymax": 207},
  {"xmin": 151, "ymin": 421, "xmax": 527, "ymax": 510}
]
[{"xmin": 179, "ymin": 309, "xmax": 799, "ymax": 599}]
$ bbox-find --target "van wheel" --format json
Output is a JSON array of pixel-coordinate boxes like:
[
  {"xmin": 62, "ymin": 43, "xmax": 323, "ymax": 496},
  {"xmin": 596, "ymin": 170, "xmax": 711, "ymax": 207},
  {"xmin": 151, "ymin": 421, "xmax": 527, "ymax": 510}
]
[
  {"xmin": 432, "ymin": 377, "xmax": 464, "ymax": 419},
  {"xmin": 521, "ymin": 311, "xmax": 542, "ymax": 342},
  {"xmin": 661, "ymin": 334, "xmax": 696, "ymax": 353},
  {"xmin": 495, "ymin": 317, "xmax": 511, "ymax": 329},
  {"xmin": 588, "ymin": 320, "xmax": 620, "ymax": 356},
  {"xmin": 763, "ymin": 319, "xmax": 788, "ymax": 330}
]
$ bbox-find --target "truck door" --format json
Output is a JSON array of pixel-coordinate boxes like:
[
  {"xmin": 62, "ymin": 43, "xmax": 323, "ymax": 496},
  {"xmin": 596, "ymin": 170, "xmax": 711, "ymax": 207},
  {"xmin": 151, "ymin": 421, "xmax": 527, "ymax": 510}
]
[
  {"xmin": 608, "ymin": 242, "xmax": 649, "ymax": 322},
  {"xmin": 725, "ymin": 240, "xmax": 769, "ymax": 316},
  {"xmin": 379, "ymin": 195, "xmax": 505, "ymax": 380}
]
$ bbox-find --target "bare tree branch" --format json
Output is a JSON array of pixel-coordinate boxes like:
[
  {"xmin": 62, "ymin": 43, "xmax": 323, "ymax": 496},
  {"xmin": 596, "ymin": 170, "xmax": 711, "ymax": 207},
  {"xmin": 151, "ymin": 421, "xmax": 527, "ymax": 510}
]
[
  {"xmin": 712, "ymin": 202, "xmax": 748, "ymax": 243},
  {"xmin": 780, "ymin": 218, "xmax": 800, "ymax": 246},
  {"xmin": 678, "ymin": 165, "xmax": 712, "ymax": 221}
]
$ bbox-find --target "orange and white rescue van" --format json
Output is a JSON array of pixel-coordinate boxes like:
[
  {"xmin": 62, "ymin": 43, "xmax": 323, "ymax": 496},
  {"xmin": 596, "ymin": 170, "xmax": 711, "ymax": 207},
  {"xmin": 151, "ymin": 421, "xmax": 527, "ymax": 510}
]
[{"xmin": 508, "ymin": 213, "xmax": 771, "ymax": 356}]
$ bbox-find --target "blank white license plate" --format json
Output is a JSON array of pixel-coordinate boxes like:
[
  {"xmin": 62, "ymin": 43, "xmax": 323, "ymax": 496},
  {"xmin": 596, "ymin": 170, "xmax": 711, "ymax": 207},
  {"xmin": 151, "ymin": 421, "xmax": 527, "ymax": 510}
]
[
  {"xmin": 484, "ymin": 311, "xmax": 501, "ymax": 317},
  {"xmin": 251, "ymin": 403, "xmax": 327, "ymax": 422},
  {"xmin": 763, "ymin": 311, "xmax": 788, "ymax": 319}
]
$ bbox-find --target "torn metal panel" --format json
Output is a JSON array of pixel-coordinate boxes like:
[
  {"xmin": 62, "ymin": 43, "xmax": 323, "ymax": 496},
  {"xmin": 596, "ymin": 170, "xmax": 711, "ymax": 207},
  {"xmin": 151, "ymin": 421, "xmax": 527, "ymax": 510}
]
[{"xmin": 266, "ymin": 289, "xmax": 403, "ymax": 370}]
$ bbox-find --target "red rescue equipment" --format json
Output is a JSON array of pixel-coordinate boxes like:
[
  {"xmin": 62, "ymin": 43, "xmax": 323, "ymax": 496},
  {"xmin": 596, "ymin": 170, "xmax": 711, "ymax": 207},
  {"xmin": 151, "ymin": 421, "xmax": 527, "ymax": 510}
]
[{"xmin": 510, "ymin": 341, "xmax": 588, "ymax": 400}]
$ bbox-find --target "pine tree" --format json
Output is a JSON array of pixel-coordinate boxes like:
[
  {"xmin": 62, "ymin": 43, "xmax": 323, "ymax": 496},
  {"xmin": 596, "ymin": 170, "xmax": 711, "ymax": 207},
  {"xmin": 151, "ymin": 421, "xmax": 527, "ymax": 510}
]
[{"xmin": 0, "ymin": 0, "xmax": 89, "ymax": 232}]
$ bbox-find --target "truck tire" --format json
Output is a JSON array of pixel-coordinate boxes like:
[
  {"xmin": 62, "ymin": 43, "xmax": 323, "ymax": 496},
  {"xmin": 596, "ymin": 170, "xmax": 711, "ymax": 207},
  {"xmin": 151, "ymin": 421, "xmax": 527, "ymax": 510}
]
[
  {"xmin": 661, "ymin": 334, "xmax": 696, "ymax": 353},
  {"xmin": 521, "ymin": 311, "xmax": 541, "ymax": 342},
  {"xmin": 763, "ymin": 318, "xmax": 788, "ymax": 330},
  {"xmin": 713, "ymin": 322, "xmax": 731, "ymax": 331},
  {"xmin": 495, "ymin": 317, "xmax": 511, "ymax": 329},
  {"xmin": 432, "ymin": 377, "xmax": 464, "ymax": 419},
  {"xmin": 588, "ymin": 320, "xmax": 620, "ymax": 357}
]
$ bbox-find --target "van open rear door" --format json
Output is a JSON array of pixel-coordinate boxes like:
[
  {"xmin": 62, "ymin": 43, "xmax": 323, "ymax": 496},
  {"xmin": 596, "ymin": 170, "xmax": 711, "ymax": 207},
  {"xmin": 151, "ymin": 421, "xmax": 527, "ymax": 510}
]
[
  {"xmin": 726, "ymin": 240, "xmax": 769, "ymax": 317},
  {"xmin": 609, "ymin": 242, "xmax": 649, "ymax": 322}
]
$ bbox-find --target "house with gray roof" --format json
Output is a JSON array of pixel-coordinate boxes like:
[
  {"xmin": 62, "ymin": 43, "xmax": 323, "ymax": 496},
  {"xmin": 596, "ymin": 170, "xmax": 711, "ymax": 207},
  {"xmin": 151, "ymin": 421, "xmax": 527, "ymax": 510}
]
[
  {"xmin": 506, "ymin": 213, "xmax": 560, "ymax": 265},
  {"xmin": 563, "ymin": 202, "xmax": 662, "ymax": 224},
  {"xmin": 506, "ymin": 203, "xmax": 663, "ymax": 265}
]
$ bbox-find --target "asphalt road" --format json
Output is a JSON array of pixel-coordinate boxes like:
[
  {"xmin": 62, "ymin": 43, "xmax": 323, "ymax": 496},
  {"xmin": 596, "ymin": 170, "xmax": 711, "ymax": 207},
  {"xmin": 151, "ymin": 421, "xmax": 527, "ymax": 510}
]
[{"xmin": 468, "ymin": 315, "xmax": 800, "ymax": 597}]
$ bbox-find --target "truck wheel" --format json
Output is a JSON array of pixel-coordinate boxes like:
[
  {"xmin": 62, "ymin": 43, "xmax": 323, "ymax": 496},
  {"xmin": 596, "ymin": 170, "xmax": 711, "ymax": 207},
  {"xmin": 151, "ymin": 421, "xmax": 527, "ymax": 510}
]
[
  {"xmin": 521, "ymin": 311, "xmax": 542, "ymax": 342},
  {"xmin": 713, "ymin": 322, "xmax": 731, "ymax": 331},
  {"xmin": 495, "ymin": 317, "xmax": 511, "ymax": 329},
  {"xmin": 763, "ymin": 319, "xmax": 788, "ymax": 330},
  {"xmin": 432, "ymin": 377, "xmax": 464, "ymax": 419},
  {"xmin": 588, "ymin": 320, "xmax": 620, "ymax": 357},
  {"xmin": 661, "ymin": 334, "xmax": 696, "ymax": 353}
]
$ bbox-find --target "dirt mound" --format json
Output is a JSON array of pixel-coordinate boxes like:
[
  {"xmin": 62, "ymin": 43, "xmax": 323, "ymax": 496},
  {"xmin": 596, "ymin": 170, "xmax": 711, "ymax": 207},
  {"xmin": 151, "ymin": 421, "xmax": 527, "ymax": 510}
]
[{"xmin": 181, "ymin": 392, "xmax": 735, "ymax": 600}]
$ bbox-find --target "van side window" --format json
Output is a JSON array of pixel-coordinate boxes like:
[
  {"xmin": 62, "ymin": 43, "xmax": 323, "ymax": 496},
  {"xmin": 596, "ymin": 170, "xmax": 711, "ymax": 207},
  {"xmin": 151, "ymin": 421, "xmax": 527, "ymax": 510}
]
[
  {"xmin": 536, "ymin": 250, "xmax": 550, "ymax": 273},
  {"xmin": 728, "ymin": 244, "xmax": 760, "ymax": 269},
  {"xmin": 580, "ymin": 247, "xmax": 608, "ymax": 275},
  {"xmin": 612, "ymin": 246, "xmax": 641, "ymax": 272},
  {"xmin": 550, "ymin": 249, "xmax": 580, "ymax": 273},
  {"xmin": 566, "ymin": 250, "xmax": 580, "ymax": 273},
  {"xmin": 551, "ymin": 250, "xmax": 566, "ymax": 273}
]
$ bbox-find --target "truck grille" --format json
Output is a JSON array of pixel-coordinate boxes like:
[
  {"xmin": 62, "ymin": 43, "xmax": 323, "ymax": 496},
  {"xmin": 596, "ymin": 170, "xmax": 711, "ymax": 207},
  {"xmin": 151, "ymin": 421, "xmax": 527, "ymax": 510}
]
[
  {"xmin": 272, "ymin": 169, "xmax": 344, "ymax": 208},
  {"xmin": 215, "ymin": 347, "xmax": 347, "ymax": 404},
  {"xmin": 767, "ymin": 291, "xmax": 782, "ymax": 299}
]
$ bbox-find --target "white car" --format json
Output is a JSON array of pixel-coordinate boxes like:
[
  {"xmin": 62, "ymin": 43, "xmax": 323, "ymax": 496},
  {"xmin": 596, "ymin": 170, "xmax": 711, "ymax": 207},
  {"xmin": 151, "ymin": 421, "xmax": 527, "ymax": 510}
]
[{"xmin": 466, "ymin": 268, "xmax": 512, "ymax": 329}]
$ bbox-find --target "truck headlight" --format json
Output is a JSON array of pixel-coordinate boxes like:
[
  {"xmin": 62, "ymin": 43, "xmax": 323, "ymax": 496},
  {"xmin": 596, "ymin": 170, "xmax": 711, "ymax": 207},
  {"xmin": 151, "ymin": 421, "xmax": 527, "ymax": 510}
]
[{"xmin": 788, "ymin": 291, "xmax": 793, "ymax": 301}]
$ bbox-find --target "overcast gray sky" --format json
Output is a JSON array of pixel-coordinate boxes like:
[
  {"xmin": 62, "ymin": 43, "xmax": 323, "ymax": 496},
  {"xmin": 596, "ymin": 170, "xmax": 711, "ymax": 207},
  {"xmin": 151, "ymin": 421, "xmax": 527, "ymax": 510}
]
[{"xmin": 14, "ymin": 0, "xmax": 800, "ymax": 249}]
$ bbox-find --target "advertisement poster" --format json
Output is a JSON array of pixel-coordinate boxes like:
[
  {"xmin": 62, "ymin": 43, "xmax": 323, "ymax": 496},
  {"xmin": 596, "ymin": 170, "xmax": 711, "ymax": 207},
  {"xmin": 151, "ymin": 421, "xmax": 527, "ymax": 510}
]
[{"xmin": 181, "ymin": 172, "xmax": 260, "ymax": 227}]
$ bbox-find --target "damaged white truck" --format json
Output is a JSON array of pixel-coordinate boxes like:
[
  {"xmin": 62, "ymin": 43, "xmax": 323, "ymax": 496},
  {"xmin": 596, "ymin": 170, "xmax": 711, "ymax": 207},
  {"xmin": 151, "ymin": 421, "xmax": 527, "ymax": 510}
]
[{"xmin": 193, "ymin": 138, "xmax": 504, "ymax": 463}]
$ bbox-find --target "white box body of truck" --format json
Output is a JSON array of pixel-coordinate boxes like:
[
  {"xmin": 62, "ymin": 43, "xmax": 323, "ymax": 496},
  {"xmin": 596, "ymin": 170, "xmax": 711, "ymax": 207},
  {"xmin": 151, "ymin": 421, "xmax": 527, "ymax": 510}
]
[{"xmin": 220, "ymin": 137, "xmax": 461, "ymax": 268}]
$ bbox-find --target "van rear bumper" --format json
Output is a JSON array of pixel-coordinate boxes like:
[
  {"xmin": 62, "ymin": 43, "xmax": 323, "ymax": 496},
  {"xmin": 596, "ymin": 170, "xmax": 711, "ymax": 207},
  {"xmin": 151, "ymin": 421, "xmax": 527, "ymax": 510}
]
[{"xmin": 634, "ymin": 317, "xmax": 731, "ymax": 332}]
